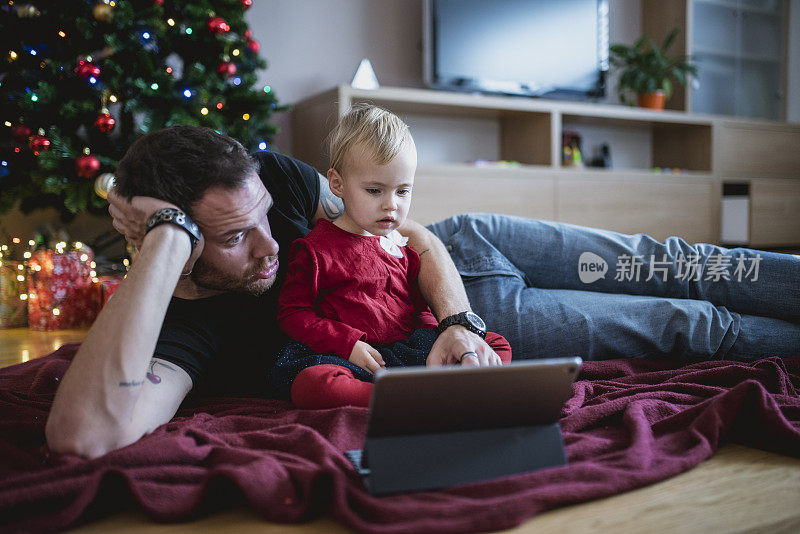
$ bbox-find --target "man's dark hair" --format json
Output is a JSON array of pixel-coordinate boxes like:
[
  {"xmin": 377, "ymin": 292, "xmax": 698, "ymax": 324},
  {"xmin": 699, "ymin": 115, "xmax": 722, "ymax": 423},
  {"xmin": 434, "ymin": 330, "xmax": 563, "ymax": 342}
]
[{"xmin": 114, "ymin": 126, "xmax": 259, "ymax": 217}]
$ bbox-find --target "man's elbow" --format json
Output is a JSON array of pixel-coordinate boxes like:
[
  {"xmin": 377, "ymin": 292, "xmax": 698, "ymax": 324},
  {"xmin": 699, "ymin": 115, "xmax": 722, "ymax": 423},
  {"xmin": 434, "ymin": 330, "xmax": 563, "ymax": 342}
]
[{"xmin": 45, "ymin": 413, "xmax": 131, "ymax": 459}]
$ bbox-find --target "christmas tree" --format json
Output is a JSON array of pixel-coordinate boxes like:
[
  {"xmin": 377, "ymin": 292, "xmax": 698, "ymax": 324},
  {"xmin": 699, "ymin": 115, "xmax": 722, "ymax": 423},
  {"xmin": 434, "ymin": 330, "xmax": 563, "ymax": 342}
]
[{"xmin": 1, "ymin": 0, "xmax": 282, "ymax": 219}]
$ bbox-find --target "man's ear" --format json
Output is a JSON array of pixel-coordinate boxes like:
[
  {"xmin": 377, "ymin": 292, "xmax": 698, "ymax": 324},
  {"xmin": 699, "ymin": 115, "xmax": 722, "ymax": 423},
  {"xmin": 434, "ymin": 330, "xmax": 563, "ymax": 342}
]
[{"xmin": 327, "ymin": 168, "xmax": 345, "ymax": 198}]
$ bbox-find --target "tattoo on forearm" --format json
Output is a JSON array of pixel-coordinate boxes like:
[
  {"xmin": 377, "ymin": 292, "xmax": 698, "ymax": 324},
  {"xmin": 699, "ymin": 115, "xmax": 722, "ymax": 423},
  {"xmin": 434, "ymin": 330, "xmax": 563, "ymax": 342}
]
[
  {"xmin": 418, "ymin": 248, "xmax": 431, "ymax": 258},
  {"xmin": 119, "ymin": 360, "xmax": 174, "ymax": 388},
  {"xmin": 319, "ymin": 174, "xmax": 343, "ymax": 220},
  {"xmin": 145, "ymin": 360, "xmax": 175, "ymax": 384}
]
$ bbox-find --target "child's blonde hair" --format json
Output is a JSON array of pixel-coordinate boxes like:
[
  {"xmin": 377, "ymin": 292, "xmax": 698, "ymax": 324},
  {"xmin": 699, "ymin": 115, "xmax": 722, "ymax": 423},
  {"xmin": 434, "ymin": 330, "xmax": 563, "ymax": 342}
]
[{"xmin": 328, "ymin": 103, "xmax": 412, "ymax": 173}]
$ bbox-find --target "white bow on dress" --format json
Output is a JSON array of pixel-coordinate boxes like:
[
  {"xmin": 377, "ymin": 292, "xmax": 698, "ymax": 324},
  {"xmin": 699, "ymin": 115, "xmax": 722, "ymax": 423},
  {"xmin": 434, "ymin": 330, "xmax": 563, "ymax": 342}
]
[{"xmin": 379, "ymin": 230, "xmax": 408, "ymax": 258}]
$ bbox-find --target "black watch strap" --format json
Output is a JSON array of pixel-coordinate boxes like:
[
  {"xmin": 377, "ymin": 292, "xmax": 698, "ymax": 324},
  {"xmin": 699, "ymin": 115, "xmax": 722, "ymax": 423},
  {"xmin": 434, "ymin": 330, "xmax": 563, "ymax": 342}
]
[
  {"xmin": 145, "ymin": 208, "xmax": 201, "ymax": 251},
  {"xmin": 436, "ymin": 311, "xmax": 487, "ymax": 339}
]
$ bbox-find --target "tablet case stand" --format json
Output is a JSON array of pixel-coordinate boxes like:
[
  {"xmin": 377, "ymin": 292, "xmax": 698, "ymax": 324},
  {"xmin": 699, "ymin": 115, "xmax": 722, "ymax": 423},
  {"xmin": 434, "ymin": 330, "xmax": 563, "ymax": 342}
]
[{"xmin": 347, "ymin": 422, "xmax": 567, "ymax": 495}]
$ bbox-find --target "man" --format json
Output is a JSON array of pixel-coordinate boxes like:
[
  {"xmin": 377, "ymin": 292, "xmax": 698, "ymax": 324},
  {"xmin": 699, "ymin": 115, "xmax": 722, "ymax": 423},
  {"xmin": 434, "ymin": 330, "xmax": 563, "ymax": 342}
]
[
  {"xmin": 45, "ymin": 126, "xmax": 499, "ymax": 459},
  {"xmin": 47, "ymin": 126, "xmax": 800, "ymax": 458}
]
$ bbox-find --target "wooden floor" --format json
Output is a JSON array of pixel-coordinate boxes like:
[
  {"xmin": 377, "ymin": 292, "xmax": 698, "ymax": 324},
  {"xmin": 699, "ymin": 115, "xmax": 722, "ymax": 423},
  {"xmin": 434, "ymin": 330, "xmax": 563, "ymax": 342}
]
[
  {"xmin": 0, "ymin": 327, "xmax": 89, "ymax": 369},
  {"xmin": 2, "ymin": 328, "xmax": 799, "ymax": 534},
  {"xmin": 63, "ymin": 445, "xmax": 800, "ymax": 534}
]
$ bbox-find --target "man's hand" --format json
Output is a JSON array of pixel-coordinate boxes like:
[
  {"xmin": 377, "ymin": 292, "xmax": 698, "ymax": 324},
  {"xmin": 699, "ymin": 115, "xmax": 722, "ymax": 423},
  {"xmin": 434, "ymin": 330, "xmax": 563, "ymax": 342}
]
[
  {"xmin": 349, "ymin": 340, "xmax": 386, "ymax": 374},
  {"xmin": 108, "ymin": 188, "xmax": 170, "ymax": 247},
  {"xmin": 108, "ymin": 189, "xmax": 204, "ymax": 274},
  {"xmin": 426, "ymin": 326, "xmax": 501, "ymax": 367}
]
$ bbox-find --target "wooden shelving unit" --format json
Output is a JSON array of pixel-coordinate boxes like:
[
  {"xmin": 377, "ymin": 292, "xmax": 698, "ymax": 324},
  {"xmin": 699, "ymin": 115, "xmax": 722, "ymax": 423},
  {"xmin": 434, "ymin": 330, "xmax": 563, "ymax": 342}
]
[
  {"xmin": 292, "ymin": 85, "xmax": 800, "ymax": 246},
  {"xmin": 643, "ymin": 0, "xmax": 789, "ymax": 120}
]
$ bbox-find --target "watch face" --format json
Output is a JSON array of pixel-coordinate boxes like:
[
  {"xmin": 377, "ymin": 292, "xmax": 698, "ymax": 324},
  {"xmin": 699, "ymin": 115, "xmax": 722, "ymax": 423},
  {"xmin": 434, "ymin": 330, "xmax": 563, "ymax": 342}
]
[{"xmin": 465, "ymin": 311, "xmax": 486, "ymax": 331}]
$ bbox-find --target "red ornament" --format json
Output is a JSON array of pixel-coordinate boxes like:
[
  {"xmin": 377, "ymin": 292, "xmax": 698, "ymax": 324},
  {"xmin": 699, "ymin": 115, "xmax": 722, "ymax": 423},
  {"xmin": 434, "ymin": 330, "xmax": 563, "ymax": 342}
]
[
  {"xmin": 75, "ymin": 61, "xmax": 101, "ymax": 80},
  {"xmin": 75, "ymin": 154, "xmax": 101, "ymax": 178},
  {"xmin": 244, "ymin": 29, "xmax": 252, "ymax": 39},
  {"xmin": 217, "ymin": 61, "xmax": 237, "ymax": 77},
  {"xmin": 28, "ymin": 135, "xmax": 51, "ymax": 153},
  {"xmin": 151, "ymin": 0, "xmax": 164, "ymax": 4},
  {"xmin": 94, "ymin": 112, "xmax": 116, "ymax": 133},
  {"xmin": 247, "ymin": 39, "xmax": 260, "ymax": 53},
  {"xmin": 241, "ymin": 0, "xmax": 252, "ymax": 9},
  {"xmin": 11, "ymin": 124, "xmax": 32, "ymax": 140},
  {"xmin": 207, "ymin": 16, "xmax": 230, "ymax": 34}
]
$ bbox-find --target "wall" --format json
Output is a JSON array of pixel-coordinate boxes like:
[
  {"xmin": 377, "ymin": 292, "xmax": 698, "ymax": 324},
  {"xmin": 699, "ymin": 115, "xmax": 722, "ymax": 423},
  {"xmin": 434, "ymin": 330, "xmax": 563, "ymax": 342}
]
[
  {"xmin": 246, "ymin": 0, "xmax": 425, "ymax": 153},
  {"xmin": 247, "ymin": 0, "xmax": 644, "ymax": 153}
]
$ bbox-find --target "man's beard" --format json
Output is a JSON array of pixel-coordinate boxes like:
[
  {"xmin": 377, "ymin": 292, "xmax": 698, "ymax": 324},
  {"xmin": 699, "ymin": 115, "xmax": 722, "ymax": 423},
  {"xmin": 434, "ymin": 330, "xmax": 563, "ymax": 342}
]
[{"xmin": 191, "ymin": 256, "xmax": 276, "ymax": 296}]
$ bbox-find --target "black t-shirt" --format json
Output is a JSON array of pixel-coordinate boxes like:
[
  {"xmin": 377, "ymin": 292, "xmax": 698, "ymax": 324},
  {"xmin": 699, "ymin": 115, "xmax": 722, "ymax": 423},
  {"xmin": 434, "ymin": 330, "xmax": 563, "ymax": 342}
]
[{"xmin": 153, "ymin": 151, "xmax": 321, "ymax": 396}]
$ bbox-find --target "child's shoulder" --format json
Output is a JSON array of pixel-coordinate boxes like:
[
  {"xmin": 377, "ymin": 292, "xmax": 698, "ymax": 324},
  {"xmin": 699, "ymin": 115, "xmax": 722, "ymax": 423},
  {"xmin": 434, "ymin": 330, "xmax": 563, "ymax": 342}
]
[
  {"xmin": 291, "ymin": 219, "xmax": 339, "ymax": 250},
  {"xmin": 305, "ymin": 218, "xmax": 338, "ymax": 240}
]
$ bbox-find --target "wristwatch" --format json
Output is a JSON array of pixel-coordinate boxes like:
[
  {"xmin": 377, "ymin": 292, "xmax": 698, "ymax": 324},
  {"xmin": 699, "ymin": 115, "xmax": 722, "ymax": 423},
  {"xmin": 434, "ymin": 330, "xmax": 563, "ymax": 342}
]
[
  {"xmin": 145, "ymin": 208, "xmax": 202, "ymax": 251},
  {"xmin": 436, "ymin": 311, "xmax": 487, "ymax": 339}
]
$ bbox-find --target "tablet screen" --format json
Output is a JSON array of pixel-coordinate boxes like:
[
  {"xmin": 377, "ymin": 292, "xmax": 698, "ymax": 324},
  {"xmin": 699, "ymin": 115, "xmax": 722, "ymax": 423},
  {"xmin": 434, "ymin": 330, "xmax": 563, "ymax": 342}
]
[{"xmin": 367, "ymin": 357, "xmax": 582, "ymax": 437}]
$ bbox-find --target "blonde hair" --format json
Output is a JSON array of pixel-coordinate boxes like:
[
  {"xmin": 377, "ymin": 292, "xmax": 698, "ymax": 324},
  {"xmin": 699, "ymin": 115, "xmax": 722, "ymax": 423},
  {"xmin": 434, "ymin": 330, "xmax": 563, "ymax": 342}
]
[{"xmin": 328, "ymin": 103, "xmax": 412, "ymax": 173}]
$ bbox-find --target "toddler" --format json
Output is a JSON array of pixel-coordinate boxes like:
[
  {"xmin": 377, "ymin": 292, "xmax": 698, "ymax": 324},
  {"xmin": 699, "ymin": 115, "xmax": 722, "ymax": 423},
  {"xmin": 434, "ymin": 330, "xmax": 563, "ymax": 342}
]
[{"xmin": 270, "ymin": 104, "xmax": 512, "ymax": 408}]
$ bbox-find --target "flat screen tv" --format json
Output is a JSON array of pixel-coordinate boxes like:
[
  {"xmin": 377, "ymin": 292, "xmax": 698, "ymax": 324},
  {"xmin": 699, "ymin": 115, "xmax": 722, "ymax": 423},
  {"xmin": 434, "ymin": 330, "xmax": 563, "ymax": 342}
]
[{"xmin": 423, "ymin": 0, "xmax": 609, "ymax": 100}]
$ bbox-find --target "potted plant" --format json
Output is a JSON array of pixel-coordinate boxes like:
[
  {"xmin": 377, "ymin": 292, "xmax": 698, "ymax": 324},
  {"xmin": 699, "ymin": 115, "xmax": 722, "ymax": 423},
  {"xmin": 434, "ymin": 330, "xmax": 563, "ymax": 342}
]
[{"xmin": 609, "ymin": 28, "xmax": 697, "ymax": 110}]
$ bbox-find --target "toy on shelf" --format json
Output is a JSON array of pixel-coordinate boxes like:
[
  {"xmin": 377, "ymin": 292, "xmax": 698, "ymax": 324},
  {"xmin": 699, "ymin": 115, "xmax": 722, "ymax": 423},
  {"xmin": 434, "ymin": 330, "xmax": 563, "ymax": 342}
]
[
  {"xmin": 562, "ymin": 131, "xmax": 584, "ymax": 168},
  {"xmin": 588, "ymin": 143, "xmax": 612, "ymax": 169}
]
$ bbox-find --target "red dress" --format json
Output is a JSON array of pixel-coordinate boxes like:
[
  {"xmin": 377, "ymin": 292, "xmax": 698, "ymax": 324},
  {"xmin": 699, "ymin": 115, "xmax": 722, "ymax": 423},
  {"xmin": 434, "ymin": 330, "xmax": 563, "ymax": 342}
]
[
  {"xmin": 277, "ymin": 219, "xmax": 512, "ymax": 408},
  {"xmin": 277, "ymin": 219, "xmax": 439, "ymax": 358}
]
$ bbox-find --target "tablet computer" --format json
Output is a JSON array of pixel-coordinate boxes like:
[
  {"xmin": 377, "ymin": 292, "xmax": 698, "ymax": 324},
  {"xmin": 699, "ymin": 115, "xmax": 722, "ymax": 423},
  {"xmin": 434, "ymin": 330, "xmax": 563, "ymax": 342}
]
[
  {"xmin": 366, "ymin": 357, "xmax": 583, "ymax": 437},
  {"xmin": 346, "ymin": 357, "xmax": 583, "ymax": 493}
]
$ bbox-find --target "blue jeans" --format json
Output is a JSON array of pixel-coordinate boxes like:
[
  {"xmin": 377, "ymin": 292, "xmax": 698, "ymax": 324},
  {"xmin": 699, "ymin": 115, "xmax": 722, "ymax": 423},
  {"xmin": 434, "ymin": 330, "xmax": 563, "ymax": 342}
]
[{"xmin": 426, "ymin": 213, "xmax": 800, "ymax": 361}]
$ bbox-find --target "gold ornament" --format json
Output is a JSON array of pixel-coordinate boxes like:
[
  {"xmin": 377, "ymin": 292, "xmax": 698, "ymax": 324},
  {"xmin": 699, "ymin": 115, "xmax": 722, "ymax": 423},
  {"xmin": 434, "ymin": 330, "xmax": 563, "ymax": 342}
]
[
  {"xmin": 94, "ymin": 172, "xmax": 116, "ymax": 199},
  {"xmin": 92, "ymin": 3, "xmax": 114, "ymax": 23}
]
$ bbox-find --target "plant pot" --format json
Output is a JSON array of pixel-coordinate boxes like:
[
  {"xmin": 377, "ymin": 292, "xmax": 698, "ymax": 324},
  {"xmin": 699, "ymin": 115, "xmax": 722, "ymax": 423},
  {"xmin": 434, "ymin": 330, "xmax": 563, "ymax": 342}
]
[{"xmin": 637, "ymin": 91, "xmax": 666, "ymax": 110}]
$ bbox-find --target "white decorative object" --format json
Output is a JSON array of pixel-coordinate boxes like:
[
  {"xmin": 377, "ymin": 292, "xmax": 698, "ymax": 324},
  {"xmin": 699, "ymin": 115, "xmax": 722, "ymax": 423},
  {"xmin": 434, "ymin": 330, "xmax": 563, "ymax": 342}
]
[
  {"xmin": 379, "ymin": 230, "xmax": 408, "ymax": 258},
  {"xmin": 721, "ymin": 195, "xmax": 749, "ymax": 245},
  {"xmin": 351, "ymin": 58, "xmax": 379, "ymax": 90}
]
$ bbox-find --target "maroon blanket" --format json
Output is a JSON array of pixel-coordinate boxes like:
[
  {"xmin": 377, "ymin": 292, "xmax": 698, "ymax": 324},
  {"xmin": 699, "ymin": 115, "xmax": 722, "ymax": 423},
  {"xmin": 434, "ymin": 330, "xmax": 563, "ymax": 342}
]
[{"xmin": 1, "ymin": 344, "xmax": 799, "ymax": 533}]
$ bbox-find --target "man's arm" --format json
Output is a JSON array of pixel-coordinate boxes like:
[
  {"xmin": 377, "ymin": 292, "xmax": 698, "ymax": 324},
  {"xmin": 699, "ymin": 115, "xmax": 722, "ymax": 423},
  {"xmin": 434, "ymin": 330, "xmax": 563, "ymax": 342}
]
[
  {"xmin": 398, "ymin": 219, "xmax": 501, "ymax": 367},
  {"xmin": 46, "ymin": 214, "xmax": 193, "ymax": 458}
]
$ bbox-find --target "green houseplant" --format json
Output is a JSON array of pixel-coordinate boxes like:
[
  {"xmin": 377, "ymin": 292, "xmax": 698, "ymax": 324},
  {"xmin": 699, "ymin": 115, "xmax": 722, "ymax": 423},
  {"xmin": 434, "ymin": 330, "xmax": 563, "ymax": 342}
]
[{"xmin": 609, "ymin": 28, "xmax": 697, "ymax": 110}]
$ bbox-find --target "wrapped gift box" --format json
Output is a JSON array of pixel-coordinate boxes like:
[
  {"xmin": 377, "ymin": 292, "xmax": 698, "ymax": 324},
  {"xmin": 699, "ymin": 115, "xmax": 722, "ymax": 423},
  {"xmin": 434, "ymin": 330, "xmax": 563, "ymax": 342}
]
[
  {"xmin": 98, "ymin": 275, "xmax": 124, "ymax": 307},
  {"xmin": 0, "ymin": 260, "xmax": 28, "ymax": 328},
  {"xmin": 27, "ymin": 249, "xmax": 101, "ymax": 330}
]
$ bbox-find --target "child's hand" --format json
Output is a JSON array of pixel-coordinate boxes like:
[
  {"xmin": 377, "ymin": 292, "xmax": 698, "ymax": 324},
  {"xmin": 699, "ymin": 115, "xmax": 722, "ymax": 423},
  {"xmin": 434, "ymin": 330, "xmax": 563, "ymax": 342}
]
[{"xmin": 349, "ymin": 341, "xmax": 386, "ymax": 374}]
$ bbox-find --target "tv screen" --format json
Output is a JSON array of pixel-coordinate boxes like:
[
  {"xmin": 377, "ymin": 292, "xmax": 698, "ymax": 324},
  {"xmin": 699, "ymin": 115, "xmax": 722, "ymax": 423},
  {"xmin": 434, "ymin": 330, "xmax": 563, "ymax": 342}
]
[{"xmin": 424, "ymin": 0, "xmax": 609, "ymax": 99}]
